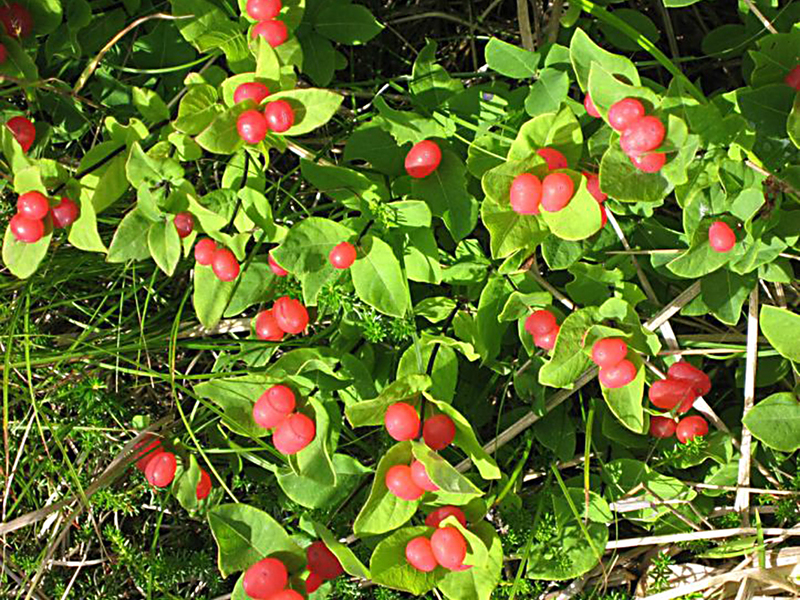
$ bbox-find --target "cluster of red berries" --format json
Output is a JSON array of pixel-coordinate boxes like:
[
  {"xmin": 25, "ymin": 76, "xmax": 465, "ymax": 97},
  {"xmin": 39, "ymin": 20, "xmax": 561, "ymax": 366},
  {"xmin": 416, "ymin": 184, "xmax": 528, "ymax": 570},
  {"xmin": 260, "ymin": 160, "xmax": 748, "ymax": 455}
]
[
  {"xmin": 708, "ymin": 221, "xmax": 736, "ymax": 253},
  {"xmin": 304, "ymin": 541, "xmax": 344, "ymax": 593},
  {"xmin": 268, "ymin": 241, "xmax": 357, "ymax": 276},
  {"xmin": 10, "ymin": 191, "xmax": 80, "ymax": 243},
  {"xmin": 385, "ymin": 459, "xmax": 438, "ymax": 500},
  {"xmin": 524, "ymin": 309, "xmax": 559, "ymax": 351},
  {"xmin": 254, "ymin": 296, "xmax": 310, "ymax": 342},
  {"xmin": 406, "ymin": 521, "xmax": 471, "ymax": 572},
  {"xmin": 591, "ymin": 338, "xmax": 636, "ymax": 389},
  {"xmin": 648, "ymin": 361, "xmax": 710, "ymax": 443},
  {"xmin": 786, "ymin": 65, "xmax": 800, "ymax": 91},
  {"xmin": 133, "ymin": 435, "xmax": 212, "ymax": 499},
  {"xmin": 242, "ymin": 556, "xmax": 300, "ymax": 600},
  {"xmin": 247, "ymin": 0, "xmax": 288, "ymax": 47},
  {"xmin": 194, "ymin": 237, "xmax": 241, "ymax": 282},
  {"xmin": 509, "ymin": 147, "xmax": 575, "ymax": 215},
  {"xmin": 236, "ymin": 82, "xmax": 295, "ymax": 143},
  {"xmin": 253, "ymin": 384, "xmax": 316, "ymax": 454},
  {"xmin": 384, "ymin": 402, "xmax": 455, "ymax": 450}
]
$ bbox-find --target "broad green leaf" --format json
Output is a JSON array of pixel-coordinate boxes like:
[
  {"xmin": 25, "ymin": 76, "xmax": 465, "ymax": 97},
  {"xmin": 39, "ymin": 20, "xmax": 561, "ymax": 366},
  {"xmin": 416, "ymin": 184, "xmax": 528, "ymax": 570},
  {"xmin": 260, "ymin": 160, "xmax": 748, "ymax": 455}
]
[
  {"xmin": 525, "ymin": 68, "xmax": 570, "ymax": 116},
  {"xmin": 742, "ymin": 393, "xmax": 800, "ymax": 452},
  {"xmin": 410, "ymin": 40, "xmax": 463, "ymax": 109},
  {"xmin": 170, "ymin": 0, "xmax": 250, "ymax": 67},
  {"xmin": 789, "ymin": 94, "xmax": 800, "ymax": 149},
  {"xmin": 370, "ymin": 526, "xmax": 443, "ymax": 594},
  {"xmin": 411, "ymin": 441, "xmax": 483, "ymax": 500},
  {"xmin": 485, "ymin": 38, "xmax": 539, "ymax": 79},
  {"xmin": 599, "ymin": 143, "xmax": 671, "ymax": 204},
  {"xmin": 569, "ymin": 27, "xmax": 640, "ymax": 91},
  {"xmin": 77, "ymin": 143, "xmax": 129, "ymax": 213},
  {"xmin": 2, "ymin": 225, "xmax": 52, "ymax": 279},
  {"xmin": 508, "ymin": 107, "xmax": 583, "ymax": 167},
  {"xmin": 314, "ymin": 2, "xmax": 383, "ymax": 45},
  {"xmin": 587, "ymin": 61, "xmax": 660, "ymax": 119},
  {"xmin": 598, "ymin": 9, "xmax": 660, "ymax": 53},
  {"xmin": 277, "ymin": 454, "xmax": 370, "ymax": 509},
  {"xmin": 667, "ymin": 221, "xmax": 740, "ymax": 279},
  {"xmin": 298, "ymin": 31, "xmax": 336, "ymax": 86},
  {"xmin": 474, "ymin": 275, "xmax": 512, "ymax": 363},
  {"xmin": 345, "ymin": 374, "xmax": 431, "ymax": 427},
  {"xmin": 539, "ymin": 308, "xmax": 598, "ymax": 388},
  {"xmin": 540, "ymin": 171, "xmax": 603, "ymax": 241},
  {"xmin": 701, "ymin": 270, "xmax": 754, "ymax": 326},
  {"xmin": 107, "ymin": 209, "xmax": 152, "ymax": 262},
  {"xmin": 195, "ymin": 375, "xmax": 272, "ymax": 438},
  {"xmin": 132, "ymin": 87, "xmax": 170, "ymax": 123},
  {"xmin": 175, "ymin": 454, "xmax": 202, "ymax": 512},
  {"xmin": 195, "ymin": 104, "xmax": 249, "ymax": 155},
  {"xmin": 176, "ymin": 84, "xmax": 221, "ymax": 135},
  {"xmin": 192, "ymin": 264, "xmax": 235, "ymax": 328},
  {"xmin": 147, "ymin": 220, "xmax": 181, "ymax": 276},
  {"xmin": 265, "ymin": 88, "xmax": 344, "ymax": 136},
  {"xmin": 291, "ymin": 397, "xmax": 336, "ymax": 486},
  {"xmin": 760, "ymin": 305, "xmax": 800, "ymax": 362},
  {"xmin": 350, "ymin": 234, "xmax": 410, "ymax": 318},
  {"xmin": 601, "ymin": 353, "xmax": 645, "ymax": 434},
  {"xmin": 68, "ymin": 195, "xmax": 107, "ymax": 253},
  {"xmin": 438, "ymin": 522, "xmax": 503, "ymax": 600},
  {"xmin": 398, "ymin": 340, "xmax": 457, "ymax": 402},
  {"xmin": 373, "ymin": 96, "xmax": 455, "ymax": 145}
]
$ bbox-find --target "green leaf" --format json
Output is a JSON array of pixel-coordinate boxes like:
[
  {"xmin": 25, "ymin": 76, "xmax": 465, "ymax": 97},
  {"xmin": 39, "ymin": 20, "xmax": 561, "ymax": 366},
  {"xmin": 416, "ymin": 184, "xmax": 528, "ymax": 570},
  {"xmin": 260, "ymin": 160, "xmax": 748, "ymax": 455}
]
[
  {"xmin": 176, "ymin": 84, "xmax": 221, "ymax": 135},
  {"xmin": 175, "ymin": 455, "xmax": 202, "ymax": 512},
  {"xmin": 742, "ymin": 393, "xmax": 800, "ymax": 453},
  {"xmin": 313, "ymin": 523, "xmax": 371, "ymax": 580},
  {"xmin": 77, "ymin": 143, "xmax": 129, "ymax": 213},
  {"xmin": 508, "ymin": 107, "xmax": 583, "ymax": 167},
  {"xmin": 474, "ymin": 275, "xmax": 512, "ymax": 363},
  {"xmin": 540, "ymin": 171, "xmax": 603, "ymax": 241},
  {"xmin": 195, "ymin": 375, "xmax": 271, "ymax": 438},
  {"xmin": 667, "ymin": 221, "xmax": 739, "ymax": 279},
  {"xmin": 789, "ymin": 94, "xmax": 800, "ymax": 149},
  {"xmin": 345, "ymin": 374, "xmax": 431, "ymax": 427},
  {"xmin": 192, "ymin": 264, "xmax": 235, "ymax": 328},
  {"xmin": 437, "ymin": 522, "xmax": 503, "ymax": 600},
  {"xmin": 599, "ymin": 143, "xmax": 672, "ymax": 204},
  {"xmin": 398, "ymin": 339, "xmax": 457, "ymax": 402},
  {"xmin": 292, "ymin": 397, "xmax": 336, "ymax": 486},
  {"xmin": 266, "ymin": 88, "xmax": 344, "ymax": 136},
  {"xmin": 107, "ymin": 209, "xmax": 152, "ymax": 262},
  {"xmin": 760, "ymin": 305, "xmax": 800, "ymax": 362},
  {"xmin": 147, "ymin": 220, "xmax": 181, "ymax": 276},
  {"xmin": 298, "ymin": 31, "xmax": 336, "ymax": 86},
  {"xmin": 701, "ymin": 270, "xmax": 754, "ymax": 326},
  {"xmin": 539, "ymin": 308, "xmax": 598, "ymax": 388},
  {"xmin": 68, "ymin": 195, "xmax": 107, "ymax": 253},
  {"xmin": 132, "ymin": 87, "xmax": 170, "ymax": 123},
  {"xmin": 569, "ymin": 27, "xmax": 640, "ymax": 91},
  {"xmin": 525, "ymin": 68, "xmax": 570, "ymax": 116},
  {"xmin": 601, "ymin": 353, "xmax": 646, "ymax": 434},
  {"xmin": 411, "ymin": 442, "xmax": 483, "ymax": 500},
  {"xmin": 373, "ymin": 96, "xmax": 455, "ymax": 146},
  {"xmin": 195, "ymin": 104, "xmax": 248, "ymax": 155},
  {"xmin": 351, "ymin": 234, "xmax": 410, "ymax": 318},
  {"xmin": 170, "ymin": 0, "xmax": 249, "ymax": 67},
  {"xmin": 485, "ymin": 38, "xmax": 539, "ymax": 79},
  {"xmin": 314, "ymin": 2, "xmax": 383, "ymax": 45},
  {"xmin": 410, "ymin": 40, "xmax": 463, "ymax": 109},
  {"xmin": 277, "ymin": 454, "xmax": 370, "ymax": 509},
  {"xmin": 370, "ymin": 526, "xmax": 443, "ymax": 595},
  {"xmin": 2, "ymin": 225, "xmax": 52, "ymax": 279},
  {"xmin": 598, "ymin": 9, "xmax": 660, "ymax": 53}
]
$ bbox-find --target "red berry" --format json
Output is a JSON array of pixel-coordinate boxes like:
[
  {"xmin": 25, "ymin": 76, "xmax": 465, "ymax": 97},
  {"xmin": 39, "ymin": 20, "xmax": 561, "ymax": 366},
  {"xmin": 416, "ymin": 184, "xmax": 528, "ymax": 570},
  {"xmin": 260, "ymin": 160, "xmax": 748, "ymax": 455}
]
[
  {"xmin": 273, "ymin": 413, "xmax": 315, "ymax": 454},
  {"xmin": 676, "ymin": 415, "xmax": 709, "ymax": 444},
  {"xmin": 599, "ymin": 204, "xmax": 608, "ymax": 228},
  {"xmin": 306, "ymin": 541, "xmax": 343, "ymax": 580},
  {"xmin": 541, "ymin": 172, "xmax": 574, "ymax": 212},
  {"xmin": 252, "ymin": 19, "xmax": 288, "ymax": 48},
  {"xmin": 534, "ymin": 325, "xmax": 559, "ymax": 351},
  {"xmin": 211, "ymin": 248, "xmax": 240, "ymax": 282},
  {"xmin": 509, "ymin": 173, "xmax": 542, "ymax": 215},
  {"xmin": 273, "ymin": 296, "xmax": 309, "ymax": 334},
  {"xmin": 0, "ymin": 3, "xmax": 32, "ymax": 38},
  {"xmin": 525, "ymin": 309, "xmax": 556, "ymax": 336},
  {"xmin": 648, "ymin": 378, "xmax": 698, "ymax": 413},
  {"xmin": 598, "ymin": 359, "xmax": 636, "ymax": 389},
  {"xmin": 264, "ymin": 100, "xmax": 295, "ymax": 133},
  {"xmin": 7, "ymin": 116, "xmax": 35, "ymax": 153},
  {"xmin": 608, "ymin": 98, "xmax": 645, "ymax": 132},
  {"xmin": 410, "ymin": 460, "xmax": 439, "ymax": 492},
  {"xmin": 145, "ymin": 452, "xmax": 177, "ymax": 488},
  {"xmin": 708, "ymin": 221, "xmax": 736, "ymax": 253},
  {"xmin": 785, "ymin": 65, "xmax": 800, "ymax": 91},
  {"xmin": 385, "ymin": 464, "xmax": 424, "ymax": 501},
  {"xmin": 51, "ymin": 197, "xmax": 79, "ymax": 228},
  {"xmin": 237, "ymin": 109, "xmax": 268, "ymax": 144},
  {"xmin": 234, "ymin": 82, "xmax": 270, "ymax": 105},
  {"xmin": 133, "ymin": 435, "xmax": 163, "ymax": 472},
  {"xmin": 425, "ymin": 506, "xmax": 467, "ymax": 529},
  {"xmin": 620, "ymin": 116, "xmax": 665, "ymax": 156},
  {"xmin": 306, "ymin": 571, "xmax": 324, "ymax": 594},
  {"xmin": 9, "ymin": 213, "xmax": 44, "ymax": 243},
  {"xmin": 269, "ymin": 591, "xmax": 304, "ymax": 600},
  {"xmin": 667, "ymin": 362, "xmax": 711, "ymax": 396},
  {"xmin": 384, "ymin": 402, "xmax": 420, "ymax": 441},
  {"xmin": 537, "ymin": 147, "xmax": 568, "ymax": 170},
  {"xmin": 255, "ymin": 309, "xmax": 285, "ymax": 342},
  {"xmin": 194, "ymin": 238, "xmax": 217, "ymax": 265},
  {"xmin": 431, "ymin": 527, "xmax": 467, "ymax": 571},
  {"xmin": 405, "ymin": 140, "xmax": 442, "ymax": 179},
  {"xmin": 196, "ymin": 469, "xmax": 212, "ymax": 500},
  {"xmin": 405, "ymin": 537, "xmax": 438, "ymax": 572},
  {"xmin": 17, "ymin": 191, "xmax": 49, "ymax": 220},
  {"xmin": 269, "ymin": 251, "xmax": 288, "ymax": 277},
  {"xmin": 253, "ymin": 385, "xmax": 296, "ymax": 429},
  {"xmin": 649, "ymin": 416, "xmax": 677, "ymax": 439},
  {"xmin": 630, "ymin": 152, "xmax": 666, "ymax": 173},
  {"xmin": 246, "ymin": 0, "xmax": 282, "ymax": 20},
  {"xmin": 584, "ymin": 93, "xmax": 600, "ymax": 118},
  {"xmin": 423, "ymin": 414, "xmax": 455, "ymax": 451},
  {"xmin": 591, "ymin": 338, "xmax": 628, "ymax": 369},
  {"xmin": 329, "ymin": 241, "xmax": 356, "ymax": 269},
  {"xmin": 173, "ymin": 212, "xmax": 194, "ymax": 238},
  {"xmin": 0, "ymin": 43, "xmax": 6, "ymax": 64},
  {"xmin": 583, "ymin": 172, "xmax": 607, "ymax": 203},
  {"xmin": 242, "ymin": 557, "xmax": 288, "ymax": 600}
]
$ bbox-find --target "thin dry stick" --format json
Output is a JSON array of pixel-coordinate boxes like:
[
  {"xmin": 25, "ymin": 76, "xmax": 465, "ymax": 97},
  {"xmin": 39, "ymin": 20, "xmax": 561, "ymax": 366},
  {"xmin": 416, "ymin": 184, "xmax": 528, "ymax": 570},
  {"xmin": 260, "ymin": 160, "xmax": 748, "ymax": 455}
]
[
  {"xmin": 546, "ymin": 0, "xmax": 564, "ymax": 44},
  {"xmin": 741, "ymin": 0, "xmax": 778, "ymax": 33},
  {"xmin": 606, "ymin": 526, "xmax": 800, "ymax": 550},
  {"xmin": 528, "ymin": 254, "xmax": 575, "ymax": 310},
  {"xmin": 735, "ymin": 288, "xmax": 759, "ymax": 522},
  {"xmin": 516, "ymin": 0, "xmax": 535, "ymax": 51}
]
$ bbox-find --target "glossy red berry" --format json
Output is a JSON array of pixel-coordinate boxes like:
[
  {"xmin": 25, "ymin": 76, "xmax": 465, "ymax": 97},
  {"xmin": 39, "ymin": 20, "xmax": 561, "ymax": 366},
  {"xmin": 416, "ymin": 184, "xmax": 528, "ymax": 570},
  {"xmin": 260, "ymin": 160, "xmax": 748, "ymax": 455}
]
[
  {"xmin": 509, "ymin": 173, "xmax": 542, "ymax": 215},
  {"xmin": 255, "ymin": 309, "xmax": 285, "ymax": 342},
  {"xmin": 385, "ymin": 464, "xmax": 424, "ymax": 501},
  {"xmin": 51, "ymin": 196, "xmax": 79, "ymax": 228},
  {"xmin": 7, "ymin": 116, "xmax": 35, "ymax": 153},
  {"xmin": 133, "ymin": 435, "xmax": 163, "ymax": 472},
  {"xmin": 9, "ymin": 214, "xmax": 44, "ymax": 243},
  {"xmin": 194, "ymin": 238, "xmax": 217, "ymax": 265},
  {"xmin": 591, "ymin": 338, "xmax": 628, "ymax": 369},
  {"xmin": 17, "ymin": 191, "xmax": 49, "ymax": 220},
  {"xmin": 0, "ymin": 3, "xmax": 32, "ymax": 38},
  {"xmin": 196, "ymin": 469, "xmax": 212, "ymax": 500},
  {"xmin": 173, "ymin": 212, "xmax": 194, "ymax": 238},
  {"xmin": 384, "ymin": 402, "xmax": 420, "ymax": 441},
  {"xmin": 306, "ymin": 541, "xmax": 343, "ymax": 580},
  {"xmin": 268, "ymin": 252, "xmax": 289, "ymax": 277},
  {"xmin": 405, "ymin": 140, "xmax": 442, "ymax": 179},
  {"xmin": 431, "ymin": 527, "xmax": 467, "ymax": 571},
  {"xmin": 583, "ymin": 172, "xmax": 607, "ymax": 203},
  {"xmin": 329, "ymin": 242, "xmax": 356, "ymax": 269},
  {"xmin": 237, "ymin": 109, "xmax": 268, "ymax": 144},
  {"xmin": 541, "ymin": 173, "xmax": 574, "ymax": 212},
  {"xmin": 676, "ymin": 415, "xmax": 709, "ymax": 444},
  {"xmin": 648, "ymin": 378, "xmax": 698, "ymax": 413},
  {"xmin": 537, "ymin": 147, "xmax": 568, "ymax": 170},
  {"xmin": 273, "ymin": 296, "xmax": 309, "ymax": 334},
  {"xmin": 423, "ymin": 414, "xmax": 456, "ymax": 451},
  {"xmin": 0, "ymin": 43, "xmax": 6, "ymax": 64},
  {"xmin": 273, "ymin": 413, "xmax": 315, "ymax": 454},
  {"xmin": 406, "ymin": 537, "xmax": 438, "ymax": 572},
  {"xmin": 252, "ymin": 19, "xmax": 288, "ymax": 48},
  {"xmin": 306, "ymin": 571, "xmax": 324, "ymax": 594},
  {"xmin": 410, "ymin": 460, "xmax": 439, "ymax": 492},
  {"xmin": 525, "ymin": 309, "xmax": 556, "ymax": 336},
  {"xmin": 785, "ymin": 65, "xmax": 800, "ymax": 91},
  {"xmin": 584, "ymin": 93, "xmax": 600, "ymax": 118},
  {"xmin": 246, "ymin": 0, "xmax": 282, "ymax": 20},
  {"xmin": 234, "ymin": 82, "xmax": 270, "ymax": 106},
  {"xmin": 425, "ymin": 506, "xmax": 467, "ymax": 529},
  {"xmin": 708, "ymin": 221, "xmax": 736, "ymax": 253},
  {"xmin": 608, "ymin": 98, "xmax": 645, "ymax": 132},
  {"xmin": 649, "ymin": 416, "xmax": 677, "ymax": 439},
  {"xmin": 242, "ymin": 557, "xmax": 288, "ymax": 600},
  {"xmin": 598, "ymin": 359, "xmax": 636, "ymax": 389},
  {"xmin": 534, "ymin": 325, "xmax": 559, "ymax": 351},
  {"xmin": 253, "ymin": 385, "xmax": 296, "ymax": 430},
  {"xmin": 264, "ymin": 100, "xmax": 295, "ymax": 133},
  {"xmin": 145, "ymin": 452, "xmax": 177, "ymax": 488},
  {"xmin": 211, "ymin": 248, "xmax": 240, "ymax": 282},
  {"xmin": 620, "ymin": 116, "xmax": 665, "ymax": 156},
  {"xmin": 630, "ymin": 152, "xmax": 666, "ymax": 173},
  {"xmin": 667, "ymin": 362, "xmax": 711, "ymax": 396},
  {"xmin": 270, "ymin": 591, "xmax": 304, "ymax": 600}
]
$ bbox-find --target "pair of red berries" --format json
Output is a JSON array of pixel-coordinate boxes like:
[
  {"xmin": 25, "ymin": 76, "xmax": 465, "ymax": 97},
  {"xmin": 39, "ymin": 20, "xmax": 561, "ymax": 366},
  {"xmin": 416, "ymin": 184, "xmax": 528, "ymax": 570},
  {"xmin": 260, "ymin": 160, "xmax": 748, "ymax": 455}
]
[
  {"xmin": 194, "ymin": 238, "xmax": 240, "ymax": 281},
  {"xmin": 406, "ymin": 526, "xmax": 470, "ymax": 572},
  {"xmin": 591, "ymin": 338, "xmax": 636, "ymax": 389},
  {"xmin": 246, "ymin": 0, "xmax": 288, "ymax": 48},
  {"xmin": 133, "ymin": 436, "xmax": 212, "ymax": 499},
  {"xmin": 708, "ymin": 221, "xmax": 736, "ymax": 253},
  {"xmin": 384, "ymin": 403, "xmax": 456, "ymax": 450},
  {"xmin": 509, "ymin": 148, "xmax": 574, "ymax": 215},
  {"xmin": 7, "ymin": 115, "xmax": 35, "ymax": 153},
  {"xmin": 785, "ymin": 65, "xmax": 800, "ymax": 91},
  {"xmin": 242, "ymin": 556, "xmax": 301, "ymax": 600},
  {"xmin": 605, "ymin": 97, "xmax": 667, "ymax": 173},
  {"xmin": 405, "ymin": 140, "xmax": 442, "ymax": 179},
  {"xmin": 650, "ymin": 414, "xmax": 709, "ymax": 444},
  {"xmin": 254, "ymin": 296, "xmax": 310, "ymax": 341},
  {"xmin": 10, "ymin": 192, "xmax": 80, "ymax": 243},
  {"xmin": 252, "ymin": 384, "xmax": 316, "ymax": 455},
  {"xmin": 238, "ymin": 101, "xmax": 295, "ymax": 144},
  {"xmin": 524, "ymin": 309, "xmax": 559, "ymax": 351},
  {"xmin": 648, "ymin": 361, "xmax": 710, "ymax": 413},
  {"xmin": 304, "ymin": 541, "xmax": 344, "ymax": 593},
  {"xmin": 385, "ymin": 460, "xmax": 438, "ymax": 501}
]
